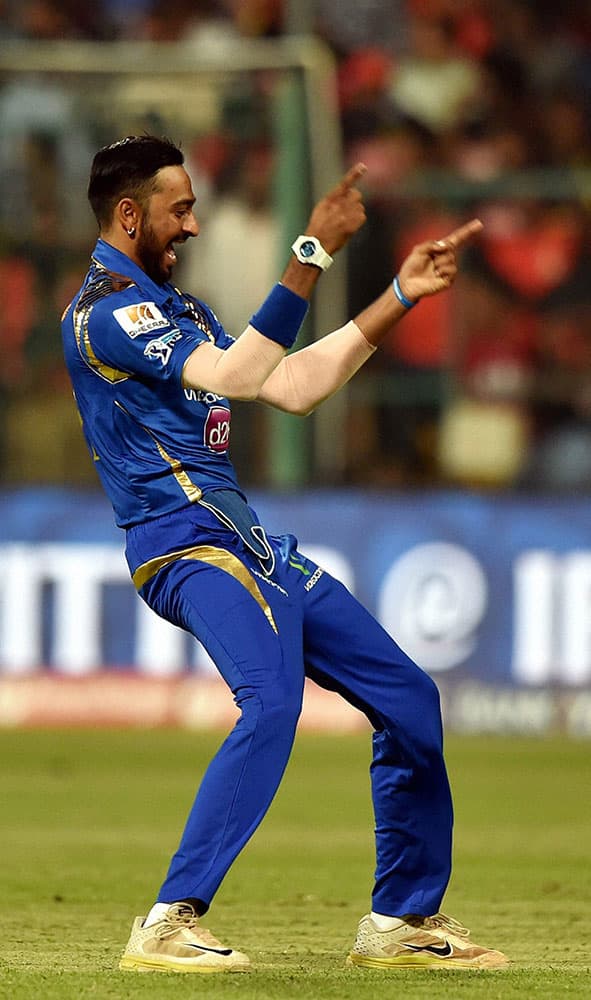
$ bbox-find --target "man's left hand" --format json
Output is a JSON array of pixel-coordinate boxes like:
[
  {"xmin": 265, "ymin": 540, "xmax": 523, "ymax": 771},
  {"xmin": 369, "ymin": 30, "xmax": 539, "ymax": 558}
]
[{"xmin": 397, "ymin": 219, "xmax": 483, "ymax": 303}]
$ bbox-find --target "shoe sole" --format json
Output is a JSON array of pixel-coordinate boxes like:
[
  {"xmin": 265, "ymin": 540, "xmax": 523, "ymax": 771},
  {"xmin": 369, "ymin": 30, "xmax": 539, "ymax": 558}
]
[
  {"xmin": 119, "ymin": 955, "xmax": 250, "ymax": 974},
  {"xmin": 347, "ymin": 953, "xmax": 509, "ymax": 971}
]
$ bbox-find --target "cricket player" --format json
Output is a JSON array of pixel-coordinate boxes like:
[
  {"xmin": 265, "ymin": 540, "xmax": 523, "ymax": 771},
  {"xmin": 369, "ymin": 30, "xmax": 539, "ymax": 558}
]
[{"xmin": 61, "ymin": 134, "xmax": 507, "ymax": 973}]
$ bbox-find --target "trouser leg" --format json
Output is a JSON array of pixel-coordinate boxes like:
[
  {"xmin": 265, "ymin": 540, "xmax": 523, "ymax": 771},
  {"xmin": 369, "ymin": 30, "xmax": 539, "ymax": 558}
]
[
  {"xmin": 302, "ymin": 570, "xmax": 453, "ymax": 917},
  {"xmin": 140, "ymin": 557, "xmax": 304, "ymax": 906}
]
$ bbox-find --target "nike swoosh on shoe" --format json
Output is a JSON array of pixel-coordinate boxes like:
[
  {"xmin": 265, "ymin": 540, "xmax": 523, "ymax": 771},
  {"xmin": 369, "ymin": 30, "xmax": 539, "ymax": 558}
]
[
  {"xmin": 402, "ymin": 940, "xmax": 454, "ymax": 957},
  {"xmin": 181, "ymin": 943, "xmax": 234, "ymax": 956}
]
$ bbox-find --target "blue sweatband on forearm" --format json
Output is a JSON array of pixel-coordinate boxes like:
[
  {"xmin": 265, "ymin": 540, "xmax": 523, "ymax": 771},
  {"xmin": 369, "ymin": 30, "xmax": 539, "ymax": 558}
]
[{"xmin": 250, "ymin": 283, "xmax": 309, "ymax": 349}]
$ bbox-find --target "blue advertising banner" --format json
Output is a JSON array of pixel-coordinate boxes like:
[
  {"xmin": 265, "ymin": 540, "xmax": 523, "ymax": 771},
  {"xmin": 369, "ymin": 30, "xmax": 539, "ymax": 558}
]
[{"xmin": 1, "ymin": 488, "xmax": 591, "ymax": 703}]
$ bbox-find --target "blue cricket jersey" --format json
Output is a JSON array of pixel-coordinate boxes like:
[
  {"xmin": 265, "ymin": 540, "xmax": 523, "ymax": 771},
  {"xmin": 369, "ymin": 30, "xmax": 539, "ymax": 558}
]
[{"xmin": 62, "ymin": 239, "xmax": 244, "ymax": 528}]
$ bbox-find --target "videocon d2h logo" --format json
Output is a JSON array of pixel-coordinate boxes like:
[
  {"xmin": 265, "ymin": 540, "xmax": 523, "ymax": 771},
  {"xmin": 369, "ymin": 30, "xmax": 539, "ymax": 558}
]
[{"xmin": 204, "ymin": 406, "xmax": 231, "ymax": 452}]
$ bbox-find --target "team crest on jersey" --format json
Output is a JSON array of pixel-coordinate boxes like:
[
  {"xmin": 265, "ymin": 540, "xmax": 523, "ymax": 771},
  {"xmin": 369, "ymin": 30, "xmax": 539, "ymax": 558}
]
[
  {"xmin": 113, "ymin": 301, "xmax": 170, "ymax": 338},
  {"xmin": 144, "ymin": 330, "xmax": 183, "ymax": 365}
]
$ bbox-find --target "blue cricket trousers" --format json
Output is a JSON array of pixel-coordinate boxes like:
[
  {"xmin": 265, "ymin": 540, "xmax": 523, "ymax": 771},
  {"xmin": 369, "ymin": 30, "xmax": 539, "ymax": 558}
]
[{"xmin": 125, "ymin": 500, "xmax": 453, "ymax": 918}]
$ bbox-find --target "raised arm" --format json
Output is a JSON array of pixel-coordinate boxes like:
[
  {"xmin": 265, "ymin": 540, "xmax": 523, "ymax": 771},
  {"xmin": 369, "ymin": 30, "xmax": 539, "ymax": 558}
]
[
  {"xmin": 181, "ymin": 165, "xmax": 367, "ymax": 398},
  {"xmin": 257, "ymin": 219, "xmax": 484, "ymax": 414}
]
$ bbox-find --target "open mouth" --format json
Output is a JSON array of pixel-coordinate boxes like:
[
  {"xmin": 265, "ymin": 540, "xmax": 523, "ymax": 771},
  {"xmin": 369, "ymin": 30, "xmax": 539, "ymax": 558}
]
[{"xmin": 165, "ymin": 244, "xmax": 178, "ymax": 264}]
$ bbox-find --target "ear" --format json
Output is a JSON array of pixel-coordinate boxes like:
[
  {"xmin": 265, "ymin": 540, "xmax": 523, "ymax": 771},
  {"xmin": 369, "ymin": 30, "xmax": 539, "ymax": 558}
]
[{"xmin": 116, "ymin": 197, "xmax": 141, "ymax": 234}]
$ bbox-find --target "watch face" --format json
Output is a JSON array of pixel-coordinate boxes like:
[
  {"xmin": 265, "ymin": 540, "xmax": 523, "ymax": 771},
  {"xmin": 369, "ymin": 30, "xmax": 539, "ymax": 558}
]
[{"xmin": 300, "ymin": 240, "xmax": 316, "ymax": 258}]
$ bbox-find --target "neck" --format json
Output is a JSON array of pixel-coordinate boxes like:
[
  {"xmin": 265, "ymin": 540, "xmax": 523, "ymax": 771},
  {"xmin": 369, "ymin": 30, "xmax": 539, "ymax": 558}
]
[{"xmin": 99, "ymin": 228, "xmax": 141, "ymax": 269}]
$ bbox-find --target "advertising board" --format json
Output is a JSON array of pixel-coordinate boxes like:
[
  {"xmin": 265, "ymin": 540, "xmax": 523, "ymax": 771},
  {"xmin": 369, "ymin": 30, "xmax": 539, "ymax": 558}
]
[{"xmin": 1, "ymin": 489, "xmax": 590, "ymax": 734}]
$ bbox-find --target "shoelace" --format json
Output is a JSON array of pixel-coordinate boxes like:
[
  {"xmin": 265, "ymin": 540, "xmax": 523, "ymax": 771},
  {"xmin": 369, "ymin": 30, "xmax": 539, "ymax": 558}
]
[
  {"xmin": 155, "ymin": 902, "xmax": 224, "ymax": 948},
  {"xmin": 425, "ymin": 912, "xmax": 471, "ymax": 937}
]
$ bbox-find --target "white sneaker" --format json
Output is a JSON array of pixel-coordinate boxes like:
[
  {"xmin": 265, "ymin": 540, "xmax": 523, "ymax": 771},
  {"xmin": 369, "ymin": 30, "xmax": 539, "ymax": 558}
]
[
  {"xmin": 347, "ymin": 912, "xmax": 508, "ymax": 970},
  {"xmin": 119, "ymin": 902, "xmax": 250, "ymax": 974}
]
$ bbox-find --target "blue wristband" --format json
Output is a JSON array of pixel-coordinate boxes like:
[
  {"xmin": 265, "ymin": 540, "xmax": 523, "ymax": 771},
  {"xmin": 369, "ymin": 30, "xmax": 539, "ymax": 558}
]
[
  {"xmin": 393, "ymin": 275, "xmax": 417, "ymax": 310},
  {"xmin": 250, "ymin": 283, "xmax": 309, "ymax": 349}
]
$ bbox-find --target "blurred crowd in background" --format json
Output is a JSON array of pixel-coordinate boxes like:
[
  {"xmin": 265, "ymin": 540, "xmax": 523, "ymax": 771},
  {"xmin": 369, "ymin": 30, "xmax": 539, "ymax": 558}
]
[{"xmin": 1, "ymin": 0, "xmax": 591, "ymax": 492}]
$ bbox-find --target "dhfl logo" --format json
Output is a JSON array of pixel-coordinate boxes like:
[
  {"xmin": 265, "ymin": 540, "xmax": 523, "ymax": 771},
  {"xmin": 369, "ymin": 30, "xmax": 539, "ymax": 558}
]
[
  {"xmin": 204, "ymin": 406, "xmax": 231, "ymax": 452},
  {"xmin": 130, "ymin": 303, "xmax": 157, "ymax": 323},
  {"xmin": 113, "ymin": 300, "xmax": 169, "ymax": 337}
]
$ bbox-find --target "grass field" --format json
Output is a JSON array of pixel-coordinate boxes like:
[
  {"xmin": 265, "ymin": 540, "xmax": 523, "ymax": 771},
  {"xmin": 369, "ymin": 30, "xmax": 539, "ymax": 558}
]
[{"xmin": 0, "ymin": 728, "xmax": 589, "ymax": 999}]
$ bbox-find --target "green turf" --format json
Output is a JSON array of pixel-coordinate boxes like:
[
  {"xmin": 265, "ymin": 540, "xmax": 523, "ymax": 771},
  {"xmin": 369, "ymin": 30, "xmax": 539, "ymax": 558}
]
[{"xmin": 0, "ymin": 727, "xmax": 589, "ymax": 999}]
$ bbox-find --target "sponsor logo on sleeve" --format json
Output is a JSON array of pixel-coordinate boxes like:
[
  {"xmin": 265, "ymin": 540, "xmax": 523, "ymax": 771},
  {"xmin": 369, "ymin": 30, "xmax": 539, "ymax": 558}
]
[
  {"xmin": 143, "ymin": 330, "xmax": 183, "ymax": 365},
  {"xmin": 113, "ymin": 301, "xmax": 170, "ymax": 337}
]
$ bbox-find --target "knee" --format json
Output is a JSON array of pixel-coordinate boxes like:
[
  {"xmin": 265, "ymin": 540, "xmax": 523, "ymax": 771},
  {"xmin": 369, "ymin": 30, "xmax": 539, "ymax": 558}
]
[
  {"xmin": 415, "ymin": 665, "xmax": 442, "ymax": 716},
  {"xmin": 262, "ymin": 688, "xmax": 304, "ymax": 731},
  {"xmin": 378, "ymin": 665, "xmax": 444, "ymax": 762},
  {"xmin": 410, "ymin": 663, "xmax": 443, "ymax": 732},
  {"xmin": 237, "ymin": 686, "xmax": 303, "ymax": 735}
]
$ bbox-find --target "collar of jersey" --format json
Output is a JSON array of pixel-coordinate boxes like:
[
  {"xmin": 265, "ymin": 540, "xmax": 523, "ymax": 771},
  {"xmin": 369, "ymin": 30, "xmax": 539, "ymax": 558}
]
[{"xmin": 92, "ymin": 238, "xmax": 178, "ymax": 307}]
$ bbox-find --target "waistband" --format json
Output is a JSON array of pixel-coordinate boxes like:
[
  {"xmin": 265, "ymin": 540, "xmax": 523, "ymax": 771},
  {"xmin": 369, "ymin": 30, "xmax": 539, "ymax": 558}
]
[{"xmin": 125, "ymin": 489, "xmax": 275, "ymax": 586}]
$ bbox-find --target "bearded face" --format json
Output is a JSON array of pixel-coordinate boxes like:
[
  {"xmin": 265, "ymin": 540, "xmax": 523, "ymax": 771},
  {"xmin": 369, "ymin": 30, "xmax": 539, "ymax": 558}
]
[
  {"xmin": 136, "ymin": 212, "xmax": 177, "ymax": 285},
  {"xmin": 134, "ymin": 165, "xmax": 199, "ymax": 284}
]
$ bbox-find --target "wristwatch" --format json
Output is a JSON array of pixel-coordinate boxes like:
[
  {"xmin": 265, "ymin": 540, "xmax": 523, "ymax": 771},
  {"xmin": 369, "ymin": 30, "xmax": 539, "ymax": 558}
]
[{"xmin": 291, "ymin": 235, "xmax": 334, "ymax": 271}]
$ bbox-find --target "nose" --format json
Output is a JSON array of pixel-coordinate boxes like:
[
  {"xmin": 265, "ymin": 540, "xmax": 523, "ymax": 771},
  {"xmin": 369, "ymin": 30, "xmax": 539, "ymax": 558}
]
[{"xmin": 184, "ymin": 212, "xmax": 199, "ymax": 238}]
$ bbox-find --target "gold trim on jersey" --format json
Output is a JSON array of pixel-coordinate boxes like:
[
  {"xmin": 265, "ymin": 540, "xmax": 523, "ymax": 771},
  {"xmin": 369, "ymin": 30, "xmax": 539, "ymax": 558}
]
[
  {"xmin": 132, "ymin": 544, "xmax": 278, "ymax": 634},
  {"xmin": 73, "ymin": 302, "xmax": 130, "ymax": 383},
  {"xmin": 114, "ymin": 401, "xmax": 202, "ymax": 504},
  {"xmin": 153, "ymin": 438, "xmax": 202, "ymax": 504}
]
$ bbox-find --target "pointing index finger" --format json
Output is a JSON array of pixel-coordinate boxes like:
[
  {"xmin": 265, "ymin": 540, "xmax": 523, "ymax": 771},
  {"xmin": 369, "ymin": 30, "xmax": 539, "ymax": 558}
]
[
  {"xmin": 334, "ymin": 162, "xmax": 367, "ymax": 194},
  {"xmin": 437, "ymin": 218, "xmax": 483, "ymax": 251}
]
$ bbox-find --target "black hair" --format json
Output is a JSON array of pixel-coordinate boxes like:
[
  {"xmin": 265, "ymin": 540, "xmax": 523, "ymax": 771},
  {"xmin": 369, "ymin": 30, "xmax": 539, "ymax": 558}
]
[{"xmin": 87, "ymin": 135, "xmax": 184, "ymax": 228}]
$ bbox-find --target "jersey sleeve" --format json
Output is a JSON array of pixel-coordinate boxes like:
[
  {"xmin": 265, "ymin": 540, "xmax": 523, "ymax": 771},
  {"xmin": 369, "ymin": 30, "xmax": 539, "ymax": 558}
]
[
  {"xmin": 83, "ymin": 291, "xmax": 208, "ymax": 383},
  {"xmin": 182, "ymin": 293, "xmax": 236, "ymax": 351}
]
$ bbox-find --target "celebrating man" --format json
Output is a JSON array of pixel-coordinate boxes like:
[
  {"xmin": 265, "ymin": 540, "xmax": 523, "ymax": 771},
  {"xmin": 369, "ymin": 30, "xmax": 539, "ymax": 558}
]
[{"xmin": 62, "ymin": 134, "xmax": 506, "ymax": 974}]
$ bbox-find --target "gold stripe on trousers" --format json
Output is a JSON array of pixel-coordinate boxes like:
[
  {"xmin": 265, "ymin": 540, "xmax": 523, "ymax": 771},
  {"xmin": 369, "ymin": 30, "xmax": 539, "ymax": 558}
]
[{"xmin": 132, "ymin": 544, "xmax": 278, "ymax": 634}]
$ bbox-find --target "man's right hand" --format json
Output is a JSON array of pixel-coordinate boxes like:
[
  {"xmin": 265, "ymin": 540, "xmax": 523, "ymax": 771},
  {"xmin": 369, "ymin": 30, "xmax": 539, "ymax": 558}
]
[{"xmin": 304, "ymin": 163, "xmax": 367, "ymax": 255}]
